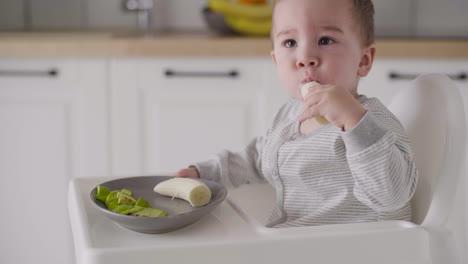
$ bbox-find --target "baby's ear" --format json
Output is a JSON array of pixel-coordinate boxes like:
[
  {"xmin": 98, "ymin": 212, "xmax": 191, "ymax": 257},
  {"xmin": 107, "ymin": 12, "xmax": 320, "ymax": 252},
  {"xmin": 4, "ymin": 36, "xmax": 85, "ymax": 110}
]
[{"xmin": 358, "ymin": 43, "xmax": 376, "ymax": 77}]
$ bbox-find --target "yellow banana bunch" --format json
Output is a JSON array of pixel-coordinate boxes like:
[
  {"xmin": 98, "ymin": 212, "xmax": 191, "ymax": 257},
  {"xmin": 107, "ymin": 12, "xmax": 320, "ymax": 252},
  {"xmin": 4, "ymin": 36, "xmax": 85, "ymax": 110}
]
[
  {"xmin": 208, "ymin": 0, "xmax": 273, "ymax": 36},
  {"xmin": 208, "ymin": 0, "xmax": 273, "ymax": 19},
  {"xmin": 224, "ymin": 15, "xmax": 272, "ymax": 36}
]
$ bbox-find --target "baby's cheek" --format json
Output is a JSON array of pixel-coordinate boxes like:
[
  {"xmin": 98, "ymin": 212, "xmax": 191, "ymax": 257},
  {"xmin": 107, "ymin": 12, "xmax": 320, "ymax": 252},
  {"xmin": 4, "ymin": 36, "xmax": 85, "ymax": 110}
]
[
  {"xmin": 278, "ymin": 73, "xmax": 298, "ymax": 98},
  {"xmin": 329, "ymin": 63, "xmax": 356, "ymax": 90},
  {"xmin": 286, "ymin": 81, "xmax": 301, "ymax": 99}
]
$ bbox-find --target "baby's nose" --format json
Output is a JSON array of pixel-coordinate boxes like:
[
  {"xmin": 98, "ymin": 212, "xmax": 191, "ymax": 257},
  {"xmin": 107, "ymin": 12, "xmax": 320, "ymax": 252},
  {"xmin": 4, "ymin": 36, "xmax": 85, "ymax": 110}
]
[{"xmin": 297, "ymin": 57, "xmax": 319, "ymax": 68}]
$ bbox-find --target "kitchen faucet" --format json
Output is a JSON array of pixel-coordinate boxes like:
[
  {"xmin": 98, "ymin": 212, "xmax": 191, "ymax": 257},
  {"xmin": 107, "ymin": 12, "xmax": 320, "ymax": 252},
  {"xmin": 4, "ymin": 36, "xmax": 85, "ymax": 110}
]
[{"xmin": 124, "ymin": 0, "xmax": 154, "ymax": 34}]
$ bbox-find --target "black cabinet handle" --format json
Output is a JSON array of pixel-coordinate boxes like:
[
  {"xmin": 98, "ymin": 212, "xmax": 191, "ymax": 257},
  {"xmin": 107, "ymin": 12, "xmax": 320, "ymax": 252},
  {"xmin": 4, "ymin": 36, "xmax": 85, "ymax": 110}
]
[
  {"xmin": 0, "ymin": 68, "xmax": 59, "ymax": 77},
  {"xmin": 164, "ymin": 69, "xmax": 239, "ymax": 78},
  {"xmin": 389, "ymin": 71, "xmax": 467, "ymax": 81}
]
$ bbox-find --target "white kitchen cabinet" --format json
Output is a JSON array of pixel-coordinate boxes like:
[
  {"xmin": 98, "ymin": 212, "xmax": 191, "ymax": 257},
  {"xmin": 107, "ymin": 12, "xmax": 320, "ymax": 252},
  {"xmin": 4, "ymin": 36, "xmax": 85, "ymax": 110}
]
[
  {"xmin": 0, "ymin": 59, "xmax": 109, "ymax": 264},
  {"xmin": 110, "ymin": 58, "xmax": 266, "ymax": 176}
]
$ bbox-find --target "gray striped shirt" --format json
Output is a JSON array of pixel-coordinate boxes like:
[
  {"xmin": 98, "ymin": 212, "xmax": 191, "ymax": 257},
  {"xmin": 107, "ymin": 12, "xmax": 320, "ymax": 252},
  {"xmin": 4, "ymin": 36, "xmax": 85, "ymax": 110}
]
[{"xmin": 196, "ymin": 95, "xmax": 418, "ymax": 227}]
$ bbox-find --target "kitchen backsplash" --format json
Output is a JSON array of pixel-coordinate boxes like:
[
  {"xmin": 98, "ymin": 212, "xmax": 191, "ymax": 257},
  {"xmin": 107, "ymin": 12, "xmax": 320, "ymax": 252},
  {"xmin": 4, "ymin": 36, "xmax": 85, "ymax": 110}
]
[{"xmin": 0, "ymin": 0, "xmax": 467, "ymax": 38}]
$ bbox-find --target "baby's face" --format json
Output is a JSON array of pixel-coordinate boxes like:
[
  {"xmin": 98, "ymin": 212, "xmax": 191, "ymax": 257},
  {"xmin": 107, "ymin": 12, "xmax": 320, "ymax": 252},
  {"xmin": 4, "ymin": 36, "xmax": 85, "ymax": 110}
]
[{"xmin": 271, "ymin": 0, "xmax": 374, "ymax": 100}]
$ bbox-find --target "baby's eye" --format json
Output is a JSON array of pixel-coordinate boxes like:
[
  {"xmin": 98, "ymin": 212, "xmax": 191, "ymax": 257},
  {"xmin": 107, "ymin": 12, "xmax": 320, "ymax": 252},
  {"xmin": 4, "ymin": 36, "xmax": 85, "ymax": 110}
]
[
  {"xmin": 283, "ymin": 39, "xmax": 297, "ymax": 48},
  {"xmin": 318, "ymin": 37, "xmax": 335, "ymax": 45}
]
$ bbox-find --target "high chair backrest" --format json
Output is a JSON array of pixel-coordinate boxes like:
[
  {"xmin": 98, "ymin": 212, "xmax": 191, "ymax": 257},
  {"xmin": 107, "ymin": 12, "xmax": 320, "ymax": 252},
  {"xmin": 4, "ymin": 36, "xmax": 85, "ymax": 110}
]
[{"xmin": 387, "ymin": 74, "xmax": 466, "ymax": 227}]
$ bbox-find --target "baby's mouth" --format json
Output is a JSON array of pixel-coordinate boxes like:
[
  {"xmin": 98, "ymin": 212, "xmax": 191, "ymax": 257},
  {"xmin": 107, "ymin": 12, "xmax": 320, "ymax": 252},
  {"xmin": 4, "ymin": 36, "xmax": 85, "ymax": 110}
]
[{"xmin": 301, "ymin": 78, "xmax": 318, "ymax": 84}]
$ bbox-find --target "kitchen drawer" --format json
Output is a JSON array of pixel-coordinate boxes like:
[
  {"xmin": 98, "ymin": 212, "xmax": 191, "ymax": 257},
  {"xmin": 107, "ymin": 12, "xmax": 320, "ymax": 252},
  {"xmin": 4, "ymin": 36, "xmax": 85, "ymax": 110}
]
[
  {"xmin": 136, "ymin": 58, "xmax": 263, "ymax": 97},
  {"xmin": 0, "ymin": 59, "xmax": 80, "ymax": 91}
]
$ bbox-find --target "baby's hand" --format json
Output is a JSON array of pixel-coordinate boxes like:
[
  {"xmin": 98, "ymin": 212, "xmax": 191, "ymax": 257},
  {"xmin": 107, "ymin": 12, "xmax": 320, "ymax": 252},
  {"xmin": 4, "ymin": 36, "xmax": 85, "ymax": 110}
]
[
  {"xmin": 299, "ymin": 83, "xmax": 367, "ymax": 131},
  {"xmin": 173, "ymin": 167, "xmax": 200, "ymax": 178}
]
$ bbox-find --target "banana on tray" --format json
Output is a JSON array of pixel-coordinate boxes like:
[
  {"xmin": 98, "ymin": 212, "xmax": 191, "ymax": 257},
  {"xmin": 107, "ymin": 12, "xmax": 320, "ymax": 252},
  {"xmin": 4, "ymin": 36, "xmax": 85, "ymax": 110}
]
[{"xmin": 154, "ymin": 178, "xmax": 212, "ymax": 207}]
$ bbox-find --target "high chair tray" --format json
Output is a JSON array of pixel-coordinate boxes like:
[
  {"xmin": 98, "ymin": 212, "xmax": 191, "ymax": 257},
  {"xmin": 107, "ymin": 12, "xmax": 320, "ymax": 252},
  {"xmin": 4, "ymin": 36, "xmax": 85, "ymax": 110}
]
[{"xmin": 69, "ymin": 177, "xmax": 438, "ymax": 264}]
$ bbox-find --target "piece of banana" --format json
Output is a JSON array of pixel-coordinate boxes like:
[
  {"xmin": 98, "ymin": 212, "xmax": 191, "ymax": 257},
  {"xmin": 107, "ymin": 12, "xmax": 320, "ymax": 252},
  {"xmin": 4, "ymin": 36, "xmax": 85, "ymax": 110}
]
[
  {"xmin": 301, "ymin": 82, "xmax": 330, "ymax": 125},
  {"xmin": 224, "ymin": 15, "xmax": 271, "ymax": 36},
  {"xmin": 208, "ymin": 0, "xmax": 273, "ymax": 19},
  {"xmin": 238, "ymin": 0, "xmax": 267, "ymax": 5},
  {"xmin": 154, "ymin": 178, "xmax": 212, "ymax": 207}
]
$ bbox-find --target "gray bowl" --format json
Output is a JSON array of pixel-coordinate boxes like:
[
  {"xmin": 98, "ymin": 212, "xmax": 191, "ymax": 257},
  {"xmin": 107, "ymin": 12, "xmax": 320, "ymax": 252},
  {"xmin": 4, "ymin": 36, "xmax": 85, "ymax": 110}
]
[{"xmin": 90, "ymin": 176, "xmax": 227, "ymax": 234}]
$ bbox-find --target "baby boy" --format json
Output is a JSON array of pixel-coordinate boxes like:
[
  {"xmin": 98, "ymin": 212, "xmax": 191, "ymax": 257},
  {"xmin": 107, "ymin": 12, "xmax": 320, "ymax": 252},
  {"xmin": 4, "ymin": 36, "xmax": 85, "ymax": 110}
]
[{"xmin": 176, "ymin": 0, "xmax": 418, "ymax": 228}]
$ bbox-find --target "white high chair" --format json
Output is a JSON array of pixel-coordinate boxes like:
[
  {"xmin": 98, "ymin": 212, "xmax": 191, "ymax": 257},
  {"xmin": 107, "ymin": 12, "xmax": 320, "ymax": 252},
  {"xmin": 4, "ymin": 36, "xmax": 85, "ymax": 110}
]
[
  {"xmin": 388, "ymin": 73, "xmax": 467, "ymax": 263},
  {"xmin": 68, "ymin": 74, "xmax": 467, "ymax": 264},
  {"xmin": 388, "ymin": 73, "xmax": 466, "ymax": 227}
]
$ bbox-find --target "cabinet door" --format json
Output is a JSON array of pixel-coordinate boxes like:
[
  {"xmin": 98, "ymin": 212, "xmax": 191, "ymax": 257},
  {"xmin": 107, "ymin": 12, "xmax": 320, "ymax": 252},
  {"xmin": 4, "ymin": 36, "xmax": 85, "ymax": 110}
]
[
  {"xmin": 0, "ymin": 59, "xmax": 108, "ymax": 264},
  {"xmin": 111, "ymin": 58, "xmax": 263, "ymax": 175}
]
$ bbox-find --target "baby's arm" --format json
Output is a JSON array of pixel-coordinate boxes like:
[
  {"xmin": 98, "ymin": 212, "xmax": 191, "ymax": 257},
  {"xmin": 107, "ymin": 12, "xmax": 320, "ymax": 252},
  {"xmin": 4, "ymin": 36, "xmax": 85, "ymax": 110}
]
[
  {"xmin": 175, "ymin": 99, "xmax": 293, "ymax": 188},
  {"xmin": 343, "ymin": 110, "xmax": 418, "ymax": 212},
  {"xmin": 179, "ymin": 136, "xmax": 266, "ymax": 189}
]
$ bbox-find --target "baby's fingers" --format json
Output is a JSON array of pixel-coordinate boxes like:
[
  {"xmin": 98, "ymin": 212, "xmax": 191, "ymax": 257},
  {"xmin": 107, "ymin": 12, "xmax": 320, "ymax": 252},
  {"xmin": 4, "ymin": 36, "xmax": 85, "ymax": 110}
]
[
  {"xmin": 298, "ymin": 105, "xmax": 322, "ymax": 122},
  {"xmin": 174, "ymin": 167, "xmax": 200, "ymax": 178},
  {"xmin": 303, "ymin": 93, "xmax": 322, "ymax": 108}
]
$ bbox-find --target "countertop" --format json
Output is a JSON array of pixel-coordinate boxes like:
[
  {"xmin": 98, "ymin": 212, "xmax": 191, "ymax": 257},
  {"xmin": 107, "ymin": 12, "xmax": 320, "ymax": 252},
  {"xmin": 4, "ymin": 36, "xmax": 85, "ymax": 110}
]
[{"xmin": 0, "ymin": 31, "xmax": 467, "ymax": 58}]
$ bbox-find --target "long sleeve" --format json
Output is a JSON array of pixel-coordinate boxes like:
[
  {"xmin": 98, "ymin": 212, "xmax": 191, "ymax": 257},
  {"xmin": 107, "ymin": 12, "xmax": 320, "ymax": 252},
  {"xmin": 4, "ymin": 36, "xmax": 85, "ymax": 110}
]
[
  {"xmin": 342, "ymin": 110, "xmax": 419, "ymax": 212},
  {"xmin": 193, "ymin": 136, "xmax": 266, "ymax": 188}
]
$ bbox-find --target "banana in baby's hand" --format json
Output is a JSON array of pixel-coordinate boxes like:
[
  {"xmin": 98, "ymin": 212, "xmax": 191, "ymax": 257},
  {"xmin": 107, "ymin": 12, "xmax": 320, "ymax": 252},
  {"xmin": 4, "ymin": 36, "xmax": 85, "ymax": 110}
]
[{"xmin": 301, "ymin": 81, "xmax": 330, "ymax": 125}]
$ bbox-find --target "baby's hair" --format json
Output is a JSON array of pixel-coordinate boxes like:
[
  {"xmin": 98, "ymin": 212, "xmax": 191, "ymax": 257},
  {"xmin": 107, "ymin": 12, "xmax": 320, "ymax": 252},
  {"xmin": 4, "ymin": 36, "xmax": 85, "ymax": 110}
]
[
  {"xmin": 351, "ymin": 0, "xmax": 375, "ymax": 45},
  {"xmin": 271, "ymin": 0, "xmax": 375, "ymax": 46}
]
